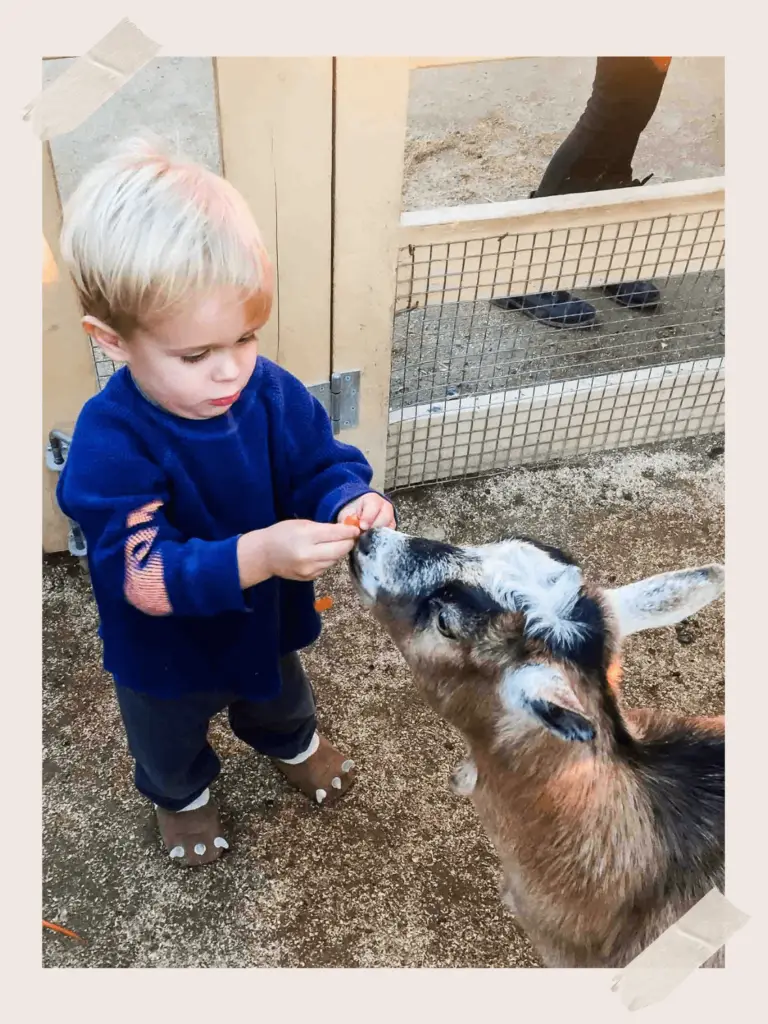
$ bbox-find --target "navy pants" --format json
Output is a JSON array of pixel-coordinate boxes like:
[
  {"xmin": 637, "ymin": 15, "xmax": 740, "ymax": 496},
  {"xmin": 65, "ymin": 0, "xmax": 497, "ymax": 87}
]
[
  {"xmin": 535, "ymin": 57, "xmax": 670, "ymax": 197},
  {"xmin": 115, "ymin": 653, "xmax": 317, "ymax": 811}
]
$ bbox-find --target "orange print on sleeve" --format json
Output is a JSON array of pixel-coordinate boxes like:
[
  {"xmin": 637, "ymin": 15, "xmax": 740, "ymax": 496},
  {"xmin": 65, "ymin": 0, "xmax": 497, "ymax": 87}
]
[
  {"xmin": 124, "ymin": 501, "xmax": 173, "ymax": 616},
  {"xmin": 126, "ymin": 500, "xmax": 164, "ymax": 529}
]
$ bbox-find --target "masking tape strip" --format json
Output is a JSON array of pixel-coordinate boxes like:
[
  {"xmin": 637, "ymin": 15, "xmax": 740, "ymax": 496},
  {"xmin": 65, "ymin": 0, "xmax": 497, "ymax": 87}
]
[
  {"xmin": 24, "ymin": 18, "xmax": 160, "ymax": 140},
  {"xmin": 611, "ymin": 888, "xmax": 749, "ymax": 1012}
]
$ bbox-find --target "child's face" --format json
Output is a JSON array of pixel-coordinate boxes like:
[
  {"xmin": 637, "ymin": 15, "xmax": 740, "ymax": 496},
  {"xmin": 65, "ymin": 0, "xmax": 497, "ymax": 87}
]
[{"xmin": 118, "ymin": 285, "xmax": 271, "ymax": 420}]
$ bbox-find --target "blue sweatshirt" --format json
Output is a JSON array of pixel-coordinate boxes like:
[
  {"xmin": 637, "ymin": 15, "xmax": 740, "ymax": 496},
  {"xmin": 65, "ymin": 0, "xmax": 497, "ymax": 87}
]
[{"xmin": 56, "ymin": 358, "xmax": 379, "ymax": 699}]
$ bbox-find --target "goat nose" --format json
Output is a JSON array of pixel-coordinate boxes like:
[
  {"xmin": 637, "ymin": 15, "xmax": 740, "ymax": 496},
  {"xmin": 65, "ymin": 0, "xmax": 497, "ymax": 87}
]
[{"xmin": 357, "ymin": 530, "xmax": 374, "ymax": 556}]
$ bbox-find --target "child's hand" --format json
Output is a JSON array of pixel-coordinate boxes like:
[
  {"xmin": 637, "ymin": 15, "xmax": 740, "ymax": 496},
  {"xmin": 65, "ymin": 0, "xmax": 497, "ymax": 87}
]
[
  {"xmin": 238, "ymin": 519, "xmax": 361, "ymax": 586},
  {"xmin": 337, "ymin": 493, "xmax": 396, "ymax": 531}
]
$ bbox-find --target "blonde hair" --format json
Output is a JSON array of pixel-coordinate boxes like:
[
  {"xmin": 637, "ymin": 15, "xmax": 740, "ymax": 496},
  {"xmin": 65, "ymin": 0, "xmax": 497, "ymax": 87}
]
[{"xmin": 59, "ymin": 134, "xmax": 271, "ymax": 337}]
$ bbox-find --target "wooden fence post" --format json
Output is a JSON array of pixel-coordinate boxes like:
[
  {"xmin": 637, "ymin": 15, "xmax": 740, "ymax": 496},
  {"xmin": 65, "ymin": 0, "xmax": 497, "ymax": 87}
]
[
  {"xmin": 215, "ymin": 58, "xmax": 334, "ymax": 386},
  {"xmin": 332, "ymin": 58, "xmax": 411, "ymax": 488}
]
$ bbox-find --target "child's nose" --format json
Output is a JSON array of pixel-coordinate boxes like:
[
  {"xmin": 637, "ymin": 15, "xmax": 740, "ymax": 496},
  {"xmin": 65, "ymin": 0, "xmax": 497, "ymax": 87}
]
[{"xmin": 213, "ymin": 355, "xmax": 240, "ymax": 381}]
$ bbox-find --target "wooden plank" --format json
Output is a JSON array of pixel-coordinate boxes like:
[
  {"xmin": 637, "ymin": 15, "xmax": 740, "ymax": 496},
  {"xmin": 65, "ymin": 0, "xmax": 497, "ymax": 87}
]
[
  {"xmin": 401, "ymin": 177, "xmax": 724, "ymax": 237},
  {"xmin": 397, "ymin": 179, "xmax": 725, "ymax": 310},
  {"xmin": 214, "ymin": 58, "xmax": 333, "ymax": 385},
  {"xmin": 332, "ymin": 58, "xmax": 411, "ymax": 487},
  {"xmin": 386, "ymin": 358, "xmax": 725, "ymax": 489},
  {"xmin": 43, "ymin": 142, "xmax": 99, "ymax": 552}
]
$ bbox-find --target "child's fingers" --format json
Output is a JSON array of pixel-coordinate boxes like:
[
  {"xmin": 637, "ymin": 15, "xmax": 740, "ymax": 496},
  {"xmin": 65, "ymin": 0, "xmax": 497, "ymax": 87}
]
[
  {"xmin": 362, "ymin": 498, "xmax": 395, "ymax": 530},
  {"xmin": 337, "ymin": 500, "xmax": 362, "ymax": 524},
  {"xmin": 315, "ymin": 538, "xmax": 358, "ymax": 562},
  {"xmin": 312, "ymin": 522, "xmax": 360, "ymax": 543},
  {"xmin": 358, "ymin": 496, "xmax": 384, "ymax": 531},
  {"xmin": 370, "ymin": 505, "xmax": 395, "ymax": 529}
]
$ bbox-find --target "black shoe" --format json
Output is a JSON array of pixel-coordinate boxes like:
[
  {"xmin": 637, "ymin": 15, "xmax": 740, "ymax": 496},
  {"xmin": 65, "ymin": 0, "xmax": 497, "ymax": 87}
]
[
  {"xmin": 602, "ymin": 280, "xmax": 661, "ymax": 310},
  {"xmin": 497, "ymin": 178, "xmax": 658, "ymax": 325},
  {"xmin": 491, "ymin": 291, "xmax": 597, "ymax": 329},
  {"xmin": 576, "ymin": 170, "xmax": 661, "ymax": 311}
]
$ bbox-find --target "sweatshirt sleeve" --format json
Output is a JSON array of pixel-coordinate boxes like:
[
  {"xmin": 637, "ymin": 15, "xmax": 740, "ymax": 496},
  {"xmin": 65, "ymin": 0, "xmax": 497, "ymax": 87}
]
[
  {"xmin": 57, "ymin": 409, "xmax": 247, "ymax": 618},
  {"xmin": 278, "ymin": 369, "xmax": 385, "ymax": 523}
]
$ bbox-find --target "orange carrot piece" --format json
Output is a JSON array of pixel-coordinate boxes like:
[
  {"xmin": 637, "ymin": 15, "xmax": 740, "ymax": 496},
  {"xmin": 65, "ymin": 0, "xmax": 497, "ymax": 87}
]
[
  {"xmin": 314, "ymin": 596, "xmax": 334, "ymax": 613},
  {"xmin": 344, "ymin": 515, "xmax": 361, "ymax": 528},
  {"xmin": 42, "ymin": 919, "xmax": 85, "ymax": 942}
]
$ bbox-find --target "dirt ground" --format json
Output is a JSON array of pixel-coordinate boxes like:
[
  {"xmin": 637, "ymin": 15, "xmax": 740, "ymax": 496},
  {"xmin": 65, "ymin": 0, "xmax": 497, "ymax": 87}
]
[
  {"xmin": 43, "ymin": 434, "xmax": 724, "ymax": 968},
  {"xmin": 42, "ymin": 58, "xmax": 724, "ymax": 968},
  {"xmin": 403, "ymin": 57, "xmax": 723, "ymax": 209}
]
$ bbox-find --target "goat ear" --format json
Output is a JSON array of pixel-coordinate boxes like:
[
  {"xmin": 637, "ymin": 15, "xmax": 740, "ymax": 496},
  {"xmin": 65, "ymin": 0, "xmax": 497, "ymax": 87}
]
[
  {"xmin": 501, "ymin": 664, "xmax": 596, "ymax": 743},
  {"xmin": 604, "ymin": 564, "xmax": 724, "ymax": 637}
]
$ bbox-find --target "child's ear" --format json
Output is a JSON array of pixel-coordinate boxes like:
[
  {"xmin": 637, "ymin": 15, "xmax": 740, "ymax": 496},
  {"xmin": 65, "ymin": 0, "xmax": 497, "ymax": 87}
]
[{"xmin": 82, "ymin": 316, "xmax": 128, "ymax": 364}]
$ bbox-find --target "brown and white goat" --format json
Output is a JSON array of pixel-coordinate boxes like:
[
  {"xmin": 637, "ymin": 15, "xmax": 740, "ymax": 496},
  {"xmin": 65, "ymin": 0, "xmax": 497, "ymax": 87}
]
[{"xmin": 350, "ymin": 529, "xmax": 724, "ymax": 968}]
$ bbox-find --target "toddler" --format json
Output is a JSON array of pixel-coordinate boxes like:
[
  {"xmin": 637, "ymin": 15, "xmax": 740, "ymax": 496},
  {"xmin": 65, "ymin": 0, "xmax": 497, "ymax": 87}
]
[{"xmin": 56, "ymin": 138, "xmax": 395, "ymax": 867}]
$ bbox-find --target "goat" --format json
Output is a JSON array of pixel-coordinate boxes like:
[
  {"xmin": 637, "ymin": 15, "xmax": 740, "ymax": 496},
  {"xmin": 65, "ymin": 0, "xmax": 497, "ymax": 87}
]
[{"xmin": 349, "ymin": 528, "xmax": 724, "ymax": 968}]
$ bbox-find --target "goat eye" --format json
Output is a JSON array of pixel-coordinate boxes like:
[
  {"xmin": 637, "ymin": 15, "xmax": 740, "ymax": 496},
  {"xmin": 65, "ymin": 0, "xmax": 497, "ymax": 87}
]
[{"xmin": 436, "ymin": 609, "xmax": 457, "ymax": 640}]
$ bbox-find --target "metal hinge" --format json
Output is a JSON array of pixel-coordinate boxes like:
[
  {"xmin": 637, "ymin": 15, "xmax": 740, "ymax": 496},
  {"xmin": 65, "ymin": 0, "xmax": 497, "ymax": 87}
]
[
  {"xmin": 308, "ymin": 371, "xmax": 360, "ymax": 436},
  {"xmin": 45, "ymin": 429, "xmax": 88, "ymax": 559}
]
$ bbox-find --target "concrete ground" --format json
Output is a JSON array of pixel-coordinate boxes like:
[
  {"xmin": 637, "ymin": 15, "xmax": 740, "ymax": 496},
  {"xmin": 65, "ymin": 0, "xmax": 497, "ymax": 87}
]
[
  {"xmin": 43, "ymin": 435, "xmax": 724, "ymax": 967},
  {"xmin": 42, "ymin": 58, "xmax": 724, "ymax": 967}
]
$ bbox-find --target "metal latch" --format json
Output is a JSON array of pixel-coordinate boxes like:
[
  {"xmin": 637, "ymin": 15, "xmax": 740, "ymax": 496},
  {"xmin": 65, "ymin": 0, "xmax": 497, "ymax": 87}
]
[
  {"xmin": 308, "ymin": 371, "xmax": 360, "ymax": 436},
  {"xmin": 45, "ymin": 429, "xmax": 88, "ymax": 559}
]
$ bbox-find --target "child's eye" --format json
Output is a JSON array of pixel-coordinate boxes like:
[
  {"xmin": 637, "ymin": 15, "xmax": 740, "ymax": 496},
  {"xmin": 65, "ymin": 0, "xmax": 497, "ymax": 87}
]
[
  {"xmin": 181, "ymin": 351, "xmax": 209, "ymax": 364},
  {"xmin": 238, "ymin": 332, "xmax": 258, "ymax": 345}
]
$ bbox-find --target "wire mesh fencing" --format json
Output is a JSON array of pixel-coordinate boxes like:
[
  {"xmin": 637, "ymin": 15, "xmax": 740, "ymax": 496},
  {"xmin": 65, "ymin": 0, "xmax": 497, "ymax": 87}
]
[
  {"xmin": 91, "ymin": 344, "xmax": 120, "ymax": 390},
  {"xmin": 386, "ymin": 207, "xmax": 724, "ymax": 490}
]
